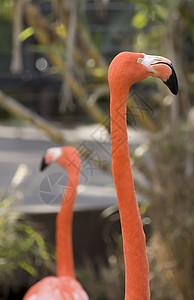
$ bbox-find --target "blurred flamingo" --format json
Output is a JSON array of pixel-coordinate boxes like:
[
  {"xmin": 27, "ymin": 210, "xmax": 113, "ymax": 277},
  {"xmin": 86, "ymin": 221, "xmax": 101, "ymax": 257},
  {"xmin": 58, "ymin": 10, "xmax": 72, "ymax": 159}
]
[
  {"xmin": 108, "ymin": 52, "xmax": 178, "ymax": 299},
  {"xmin": 23, "ymin": 146, "xmax": 89, "ymax": 300}
]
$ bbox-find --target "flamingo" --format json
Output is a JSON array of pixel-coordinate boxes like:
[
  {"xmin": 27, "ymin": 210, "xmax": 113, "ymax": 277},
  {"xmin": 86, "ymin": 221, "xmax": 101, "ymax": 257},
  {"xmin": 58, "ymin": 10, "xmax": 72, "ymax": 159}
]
[
  {"xmin": 23, "ymin": 146, "xmax": 89, "ymax": 300},
  {"xmin": 108, "ymin": 52, "xmax": 178, "ymax": 300}
]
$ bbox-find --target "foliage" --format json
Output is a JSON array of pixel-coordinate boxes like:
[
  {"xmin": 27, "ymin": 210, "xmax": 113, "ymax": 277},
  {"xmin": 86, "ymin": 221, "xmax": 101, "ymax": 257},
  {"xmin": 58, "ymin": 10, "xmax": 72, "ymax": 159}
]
[
  {"xmin": 77, "ymin": 232, "xmax": 125, "ymax": 300},
  {"xmin": 147, "ymin": 124, "xmax": 194, "ymax": 300},
  {"xmin": 0, "ymin": 195, "xmax": 54, "ymax": 284},
  {"xmin": 134, "ymin": 119, "xmax": 194, "ymax": 299},
  {"xmin": 0, "ymin": 0, "xmax": 13, "ymax": 20}
]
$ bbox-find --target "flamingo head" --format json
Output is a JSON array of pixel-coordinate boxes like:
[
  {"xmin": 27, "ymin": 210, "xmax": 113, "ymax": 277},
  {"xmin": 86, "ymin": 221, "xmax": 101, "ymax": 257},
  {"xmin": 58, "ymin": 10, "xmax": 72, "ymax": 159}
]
[
  {"xmin": 40, "ymin": 146, "xmax": 80, "ymax": 172},
  {"xmin": 140, "ymin": 53, "xmax": 178, "ymax": 95},
  {"xmin": 108, "ymin": 52, "xmax": 178, "ymax": 95}
]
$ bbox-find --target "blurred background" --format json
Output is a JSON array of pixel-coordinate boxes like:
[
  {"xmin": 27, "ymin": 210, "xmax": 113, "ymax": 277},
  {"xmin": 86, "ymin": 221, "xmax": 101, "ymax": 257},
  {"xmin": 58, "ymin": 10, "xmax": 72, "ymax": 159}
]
[{"xmin": 0, "ymin": 0, "xmax": 194, "ymax": 299}]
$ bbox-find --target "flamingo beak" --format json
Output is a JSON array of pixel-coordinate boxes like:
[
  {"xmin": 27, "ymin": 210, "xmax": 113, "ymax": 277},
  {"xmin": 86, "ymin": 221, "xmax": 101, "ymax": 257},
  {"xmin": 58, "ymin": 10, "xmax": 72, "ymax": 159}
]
[
  {"xmin": 40, "ymin": 155, "xmax": 48, "ymax": 171},
  {"xmin": 155, "ymin": 62, "xmax": 178, "ymax": 95},
  {"xmin": 141, "ymin": 54, "xmax": 178, "ymax": 95}
]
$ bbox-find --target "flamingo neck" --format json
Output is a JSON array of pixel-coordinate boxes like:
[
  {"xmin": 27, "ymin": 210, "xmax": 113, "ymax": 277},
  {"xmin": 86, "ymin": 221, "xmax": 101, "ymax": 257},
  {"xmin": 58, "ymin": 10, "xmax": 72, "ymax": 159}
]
[
  {"xmin": 110, "ymin": 86, "xmax": 150, "ymax": 300},
  {"xmin": 56, "ymin": 169, "xmax": 78, "ymax": 278}
]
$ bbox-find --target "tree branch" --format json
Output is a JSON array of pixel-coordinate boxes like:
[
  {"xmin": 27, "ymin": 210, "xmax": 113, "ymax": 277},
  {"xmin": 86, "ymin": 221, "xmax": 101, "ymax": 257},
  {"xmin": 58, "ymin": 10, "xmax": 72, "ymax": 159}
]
[{"xmin": 0, "ymin": 90, "xmax": 63, "ymax": 143}]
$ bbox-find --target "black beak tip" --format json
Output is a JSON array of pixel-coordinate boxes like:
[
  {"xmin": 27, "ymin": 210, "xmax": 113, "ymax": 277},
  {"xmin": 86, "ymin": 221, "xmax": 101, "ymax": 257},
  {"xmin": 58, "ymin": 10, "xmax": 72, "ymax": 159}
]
[
  {"xmin": 163, "ymin": 63, "xmax": 178, "ymax": 95},
  {"xmin": 40, "ymin": 156, "xmax": 48, "ymax": 171}
]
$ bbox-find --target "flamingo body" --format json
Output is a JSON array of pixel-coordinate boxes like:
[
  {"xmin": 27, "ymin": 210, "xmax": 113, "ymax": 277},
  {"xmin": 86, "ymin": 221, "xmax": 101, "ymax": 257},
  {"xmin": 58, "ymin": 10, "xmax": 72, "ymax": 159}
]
[{"xmin": 23, "ymin": 276, "xmax": 89, "ymax": 300}]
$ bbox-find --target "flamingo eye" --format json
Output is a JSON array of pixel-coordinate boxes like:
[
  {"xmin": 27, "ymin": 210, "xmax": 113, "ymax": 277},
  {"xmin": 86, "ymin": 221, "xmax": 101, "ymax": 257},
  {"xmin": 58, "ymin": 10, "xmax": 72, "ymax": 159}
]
[{"xmin": 137, "ymin": 58, "xmax": 143, "ymax": 64}]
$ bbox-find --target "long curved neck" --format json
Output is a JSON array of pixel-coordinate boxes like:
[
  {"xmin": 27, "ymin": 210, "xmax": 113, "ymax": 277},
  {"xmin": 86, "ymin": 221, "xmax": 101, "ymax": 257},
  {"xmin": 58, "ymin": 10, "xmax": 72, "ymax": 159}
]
[
  {"xmin": 56, "ymin": 169, "xmax": 78, "ymax": 278},
  {"xmin": 110, "ymin": 85, "xmax": 150, "ymax": 299}
]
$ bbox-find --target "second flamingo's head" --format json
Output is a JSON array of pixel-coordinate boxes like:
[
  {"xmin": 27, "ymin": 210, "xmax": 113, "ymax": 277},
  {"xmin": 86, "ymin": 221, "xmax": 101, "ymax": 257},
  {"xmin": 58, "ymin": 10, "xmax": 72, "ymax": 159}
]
[
  {"xmin": 40, "ymin": 146, "xmax": 81, "ymax": 175},
  {"xmin": 108, "ymin": 52, "xmax": 178, "ymax": 95}
]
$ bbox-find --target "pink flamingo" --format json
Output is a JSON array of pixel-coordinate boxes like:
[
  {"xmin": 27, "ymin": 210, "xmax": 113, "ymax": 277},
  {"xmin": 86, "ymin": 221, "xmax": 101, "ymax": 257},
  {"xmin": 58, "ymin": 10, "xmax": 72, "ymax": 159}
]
[
  {"xmin": 23, "ymin": 146, "xmax": 89, "ymax": 300},
  {"xmin": 108, "ymin": 52, "xmax": 178, "ymax": 299}
]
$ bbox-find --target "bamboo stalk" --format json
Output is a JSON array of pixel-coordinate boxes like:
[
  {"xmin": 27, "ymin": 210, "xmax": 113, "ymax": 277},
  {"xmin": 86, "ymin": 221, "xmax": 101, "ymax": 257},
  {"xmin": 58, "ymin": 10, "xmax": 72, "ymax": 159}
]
[{"xmin": 10, "ymin": 0, "xmax": 25, "ymax": 73}]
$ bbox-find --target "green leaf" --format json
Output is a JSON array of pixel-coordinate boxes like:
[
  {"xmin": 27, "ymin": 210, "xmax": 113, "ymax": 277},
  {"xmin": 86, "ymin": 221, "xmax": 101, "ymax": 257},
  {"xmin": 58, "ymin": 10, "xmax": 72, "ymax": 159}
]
[
  {"xmin": 18, "ymin": 261, "xmax": 38, "ymax": 277},
  {"xmin": 132, "ymin": 12, "xmax": 148, "ymax": 29},
  {"xmin": 19, "ymin": 27, "xmax": 35, "ymax": 42}
]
